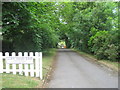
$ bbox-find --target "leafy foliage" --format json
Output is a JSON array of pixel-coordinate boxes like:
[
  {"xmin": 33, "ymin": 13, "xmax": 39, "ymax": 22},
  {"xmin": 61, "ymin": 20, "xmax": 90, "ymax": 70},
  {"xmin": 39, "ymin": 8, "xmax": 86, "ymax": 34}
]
[
  {"xmin": 2, "ymin": 2, "xmax": 60, "ymax": 52},
  {"xmin": 2, "ymin": 2, "xmax": 119, "ymax": 61},
  {"xmin": 59, "ymin": 2, "xmax": 119, "ymax": 61}
]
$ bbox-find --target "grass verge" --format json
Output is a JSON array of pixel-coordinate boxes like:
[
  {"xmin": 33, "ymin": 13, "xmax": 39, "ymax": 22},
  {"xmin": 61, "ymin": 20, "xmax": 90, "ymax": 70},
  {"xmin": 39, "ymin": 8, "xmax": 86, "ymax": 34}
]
[
  {"xmin": 1, "ymin": 48, "xmax": 57, "ymax": 88},
  {"xmin": 97, "ymin": 60, "xmax": 119, "ymax": 71},
  {"xmin": 42, "ymin": 48, "xmax": 57, "ymax": 80},
  {"xmin": 0, "ymin": 74, "xmax": 2, "ymax": 90},
  {"xmin": 1, "ymin": 73, "xmax": 41, "ymax": 88},
  {"xmin": 74, "ymin": 49, "xmax": 119, "ymax": 72}
]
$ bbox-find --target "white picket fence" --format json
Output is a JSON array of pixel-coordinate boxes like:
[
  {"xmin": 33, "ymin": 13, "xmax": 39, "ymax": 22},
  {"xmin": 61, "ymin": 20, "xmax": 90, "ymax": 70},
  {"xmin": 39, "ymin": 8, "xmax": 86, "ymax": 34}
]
[{"xmin": 0, "ymin": 52, "xmax": 42, "ymax": 79}]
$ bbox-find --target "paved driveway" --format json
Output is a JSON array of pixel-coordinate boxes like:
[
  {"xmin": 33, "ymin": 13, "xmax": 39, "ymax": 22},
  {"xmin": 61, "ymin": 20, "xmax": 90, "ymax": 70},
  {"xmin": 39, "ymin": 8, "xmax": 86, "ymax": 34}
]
[{"xmin": 48, "ymin": 49, "xmax": 118, "ymax": 88}]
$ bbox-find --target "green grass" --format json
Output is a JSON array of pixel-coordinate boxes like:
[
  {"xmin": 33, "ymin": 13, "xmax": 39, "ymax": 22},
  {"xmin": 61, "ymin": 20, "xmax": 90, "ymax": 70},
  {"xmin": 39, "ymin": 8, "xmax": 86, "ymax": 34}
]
[
  {"xmin": 74, "ymin": 49, "xmax": 119, "ymax": 71},
  {"xmin": 1, "ymin": 73, "xmax": 41, "ymax": 88},
  {"xmin": 0, "ymin": 74, "xmax": 2, "ymax": 90},
  {"xmin": 42, "ymin": 49, "xmax": 57, "ymax": 79},
  {"xmin": 1, "ymin": 48, "xmax": 57, "ymax": 88}
]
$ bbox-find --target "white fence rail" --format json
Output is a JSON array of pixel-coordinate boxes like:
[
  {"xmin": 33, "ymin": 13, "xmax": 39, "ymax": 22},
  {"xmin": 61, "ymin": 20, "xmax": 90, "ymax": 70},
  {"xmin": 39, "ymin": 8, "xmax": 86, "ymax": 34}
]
[{"xmin": 0, "ymin": 52, "xmax": 42, "ymax": 79}]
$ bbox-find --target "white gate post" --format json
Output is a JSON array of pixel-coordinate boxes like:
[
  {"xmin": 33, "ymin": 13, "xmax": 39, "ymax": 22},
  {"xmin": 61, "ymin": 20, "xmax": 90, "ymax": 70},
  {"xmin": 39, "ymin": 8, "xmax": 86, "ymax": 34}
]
[
  {"xmin": 5, "ymin": 52, "xmax": 10, "ymax": 73},
  {"xmin": 35, "ymin": 52, "xmax": 40, "ymax": 77},
  {"xmin": 24, "ymin": 52, "xmax": 29, "ymax": 76},
  {"xmin": 30, "ymin": 52, "xmax": 34, "ymax": 77},
  {"xmin": 18, "ymin": 52, "xmax": 23, "ymax": 75},
  {"xmin": 39, "ymin": 52, "xmax": 42, "ymax": 79},
  {"xmin": 0, "ymin": 52, "xmax": 3, "ymax": 73},
  {"xmin": 12, "ymin": 52, "xmax": 16, "ymax": 75}
]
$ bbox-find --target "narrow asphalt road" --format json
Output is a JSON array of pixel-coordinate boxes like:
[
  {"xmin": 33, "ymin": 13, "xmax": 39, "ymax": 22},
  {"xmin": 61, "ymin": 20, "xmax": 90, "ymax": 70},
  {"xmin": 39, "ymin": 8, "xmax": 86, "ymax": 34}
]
[{"xmin": 48, "ymin": 49, "xmax": 118, "ymax": 88}]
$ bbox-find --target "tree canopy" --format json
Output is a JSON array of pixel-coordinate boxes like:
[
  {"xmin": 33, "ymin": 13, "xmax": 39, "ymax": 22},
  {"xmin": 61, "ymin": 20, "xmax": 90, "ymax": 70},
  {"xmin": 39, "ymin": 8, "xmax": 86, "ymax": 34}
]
[{"xmin": 2, "ymin": 2, "xmax": 119, "ymax": 61}]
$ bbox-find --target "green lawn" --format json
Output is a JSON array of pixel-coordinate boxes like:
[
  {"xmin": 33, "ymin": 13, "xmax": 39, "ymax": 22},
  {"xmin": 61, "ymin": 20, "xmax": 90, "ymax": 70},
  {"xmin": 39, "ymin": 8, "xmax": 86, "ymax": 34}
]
[
  {"xmin": 0, "ymin": 74, "xmax": 2, "ymax": 90},
  {"xmin": 1, "ymin": 49, "xmax": 57, "ymax": 88},
  {"xmin": 1, "ymin": 73, "xmax": 41, "ymax": 88}
]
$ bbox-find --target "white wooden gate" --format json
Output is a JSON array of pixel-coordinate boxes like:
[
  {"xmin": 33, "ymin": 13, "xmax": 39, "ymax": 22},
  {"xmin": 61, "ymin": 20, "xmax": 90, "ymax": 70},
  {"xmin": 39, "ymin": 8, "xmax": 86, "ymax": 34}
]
[{"xmin": 0, "ymin": 52, "xmax": 42, "ymax": 79}]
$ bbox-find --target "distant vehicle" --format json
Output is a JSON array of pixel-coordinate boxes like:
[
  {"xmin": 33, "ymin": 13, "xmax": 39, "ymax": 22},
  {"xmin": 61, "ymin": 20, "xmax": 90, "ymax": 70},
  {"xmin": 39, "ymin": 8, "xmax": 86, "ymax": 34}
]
[{"xmin": 64, "ymin": 46, "xmax": 66, "ymax": 48}]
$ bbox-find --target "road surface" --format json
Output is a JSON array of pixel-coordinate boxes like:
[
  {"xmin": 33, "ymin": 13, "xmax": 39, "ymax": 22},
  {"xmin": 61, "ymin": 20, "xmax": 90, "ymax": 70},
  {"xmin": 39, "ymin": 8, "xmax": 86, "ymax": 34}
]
[{"xmin": 48, "ymin": 49, "xmax": 118, "ymax": 88}]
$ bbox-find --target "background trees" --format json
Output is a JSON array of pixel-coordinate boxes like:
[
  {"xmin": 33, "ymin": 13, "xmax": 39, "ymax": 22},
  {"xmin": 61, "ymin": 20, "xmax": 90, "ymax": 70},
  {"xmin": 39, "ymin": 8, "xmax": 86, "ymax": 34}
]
[
  {"xmin": 2, "ymin": 2, "xmax": 60, "ymax": 52},
  {"xmin": 58, "ymin": 2, "xmax": 119, "ymax": 61},
  {"xmin": 2, "ymin": 2, "xmax": 119, "ymax": 61}
]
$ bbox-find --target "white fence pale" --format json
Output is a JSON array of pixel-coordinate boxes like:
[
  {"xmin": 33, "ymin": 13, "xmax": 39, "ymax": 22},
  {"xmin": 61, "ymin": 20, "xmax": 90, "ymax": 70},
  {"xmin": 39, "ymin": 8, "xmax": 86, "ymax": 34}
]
[{"xmin": 0, "ymin": 52, "xmax": 42, "ymax": 79}]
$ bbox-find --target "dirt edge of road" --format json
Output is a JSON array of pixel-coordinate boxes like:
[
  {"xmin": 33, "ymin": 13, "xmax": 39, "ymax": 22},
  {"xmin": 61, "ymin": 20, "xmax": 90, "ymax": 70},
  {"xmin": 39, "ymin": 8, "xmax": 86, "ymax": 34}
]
[
  {"xmin": 42, "ymin": 51, "xmax": 58, "ymax": 88},
  {"xmin": 74, "ymin": 49, "xmax": 118, "ymax": 73}
]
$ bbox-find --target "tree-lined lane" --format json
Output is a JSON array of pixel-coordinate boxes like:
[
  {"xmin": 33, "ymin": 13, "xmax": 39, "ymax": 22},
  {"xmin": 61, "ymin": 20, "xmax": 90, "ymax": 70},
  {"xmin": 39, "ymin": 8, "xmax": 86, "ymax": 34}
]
[{"xmin": 48, "ymin": 49, "xmax": 118, "ymax": 88}]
